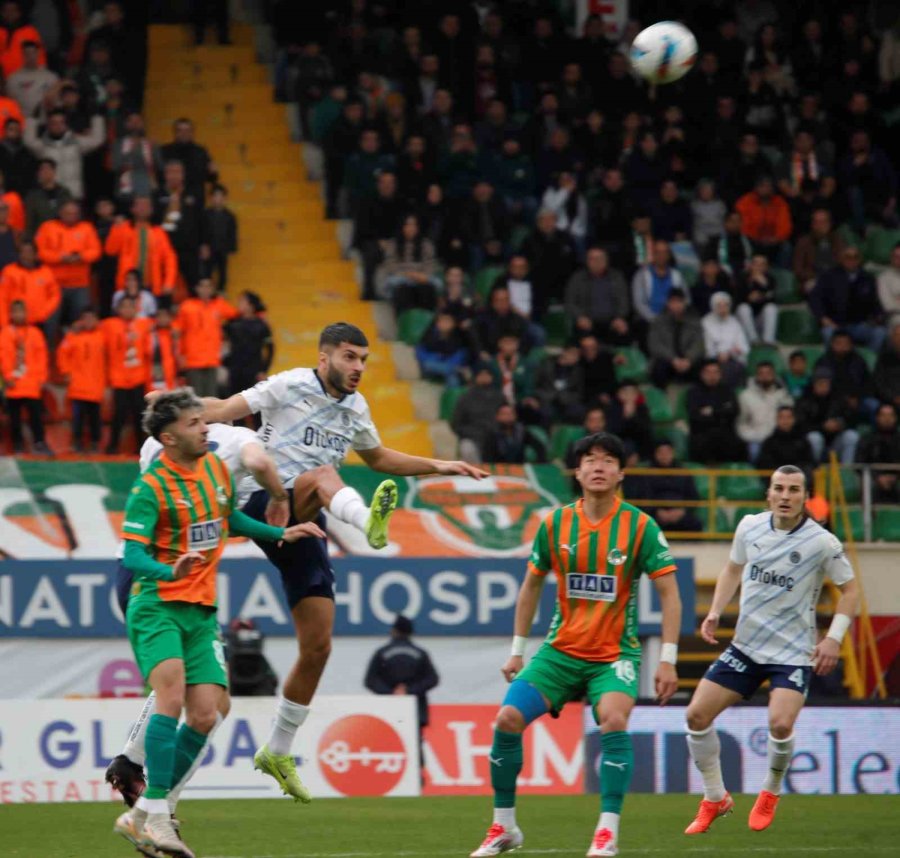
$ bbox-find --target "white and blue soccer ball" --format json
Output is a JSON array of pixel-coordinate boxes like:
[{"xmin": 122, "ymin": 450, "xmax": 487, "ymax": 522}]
[{"xmin": 629, "ymin": 21, "xmax": 697, "ymax": 84}]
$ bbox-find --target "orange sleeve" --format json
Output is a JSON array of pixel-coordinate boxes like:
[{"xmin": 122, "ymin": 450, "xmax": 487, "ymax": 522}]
[
  {"xmin": 32, "ymin": 328, "xmax": 48, "ymax": 388},
  {"xmin": 105, "ymin": 222, "xmax": 126, "ymax": 255},
  {"xmin": 5, "ymin": 193, "xmax": 24, "ymax": 233},
  {"xmin": 0, "ymin": 272, "xmax": 8, "ymax": 328},
  {"xmin": 775, "ymin": 199, "xmax": 793, "ymax": 242},
  {"xmin": 57, "ymin": 333, "xmax": 73, "ymax": 375},
  {"xmin": 80, "ymin": 224, "xmax": 102, "ymax": 264},
  {"xmin": 35, "ymin": 222, "xmax": 63, "ymax": 264},
  {"xmin": 159, "ymin": 230, "xmax": 178, "ymax": 289},
  {"xmin": 0, "ymin": 331, "xmax": 11, "ymax": 381},
  {"xmin": 217, "ymin": 297, "xmax": 239, "ymax": 321},
  {"xmin": 42, "ymin": 269, "xmax": 61, "ymax": 319}
]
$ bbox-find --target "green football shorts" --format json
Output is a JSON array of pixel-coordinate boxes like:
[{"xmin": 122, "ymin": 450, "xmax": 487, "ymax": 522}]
[
  {"xmin": 516, "ymin": 642, "xmax": 641, "ymax": 716},
  {"xmin": 127, "ymin": 598, "xmax": 228, "ymax": 687}
]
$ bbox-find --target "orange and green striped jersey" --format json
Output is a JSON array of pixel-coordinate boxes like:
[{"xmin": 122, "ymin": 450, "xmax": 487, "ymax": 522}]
[
  {"xmin": 121, "ymin": 451, "xmax": 235, "ymax": 606},
  {"xmin": 528, "ymin": 497, "xmax": 677, "ymax": 662}
]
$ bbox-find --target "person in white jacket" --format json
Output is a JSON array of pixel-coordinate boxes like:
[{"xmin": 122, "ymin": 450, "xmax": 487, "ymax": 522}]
[
  {"xmin": 24, "ymin": 111, "xmax": 105, "ymax": 200},
  {"xmin": 540, "ymin": 171, "xmax": 588, "ymax": 257},
  {"xmin": 736, "ymin": 361, "xmax": 794, "ymax": 462},
  {"xmin": 702, "ymin": 291, "xmax": 749, "ymax": 388}
]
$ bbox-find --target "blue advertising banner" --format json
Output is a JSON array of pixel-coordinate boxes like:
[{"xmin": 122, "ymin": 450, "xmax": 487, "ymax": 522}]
[{"xmin": 0, "ymin": 558, "xmax": 695, "ymax": 638}]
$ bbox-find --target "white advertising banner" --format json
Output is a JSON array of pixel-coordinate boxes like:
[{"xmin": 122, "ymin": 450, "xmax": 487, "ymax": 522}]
[
  {"xmin": 584, "ymin": 706, "xmax": 900, "ymax": 795},
  {"xmin": 0, "ymin": 696, "xmax": 419, "ymax": 803}
]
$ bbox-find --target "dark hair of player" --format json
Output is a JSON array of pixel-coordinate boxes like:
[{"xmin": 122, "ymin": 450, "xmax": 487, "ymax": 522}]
[
  {"xmin": 572, "ymin": 431, "xmax": 626, "ymax": 469},
  {"xmin": 142, "ymin": 387, "xmax": 203, "ymax": 440},
  {"xmin": 772, "ymin": 464, "xmax": 807, "ymax": 490},
  {"xmin": 319, "ymin": 322, "xmax": 368, "ymax": 350}
]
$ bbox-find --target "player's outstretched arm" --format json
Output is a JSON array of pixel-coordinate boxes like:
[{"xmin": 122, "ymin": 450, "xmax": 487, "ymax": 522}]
[
  {"xmin": 700, "ymin": 560, "xmax": 743, "ymax": 645},
  {"xmin": 501, "ymin": 572, "xmax": 545, "ymax": 683},
  {"xmin": 200, "ymin": 393, "xmax": 252, "ymax": 424},
  {"xmin": 240, "ymin": 442, "xmax": 290, "ymax": 527},
  {"xmin": 357, "ymin": 445, "xmax": 489, "ymax": 479},
  {"xmin": 653, "ymin": 572, "xmax": 682, "ymax": 705},
  {"xmin": 813, "ymin": 577, "xmax": 860, "ymax": 676}
]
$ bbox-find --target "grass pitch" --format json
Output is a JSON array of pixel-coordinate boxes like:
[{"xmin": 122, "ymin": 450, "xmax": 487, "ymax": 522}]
[{"xmin": 1, "ymin": 794, "xmax": 896, "ymax": 858}]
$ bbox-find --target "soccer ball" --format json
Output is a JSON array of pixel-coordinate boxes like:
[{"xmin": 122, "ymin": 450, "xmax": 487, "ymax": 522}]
[{"xmin": 629, "ymin": 21, "xmax": 697, "ymax": 85}]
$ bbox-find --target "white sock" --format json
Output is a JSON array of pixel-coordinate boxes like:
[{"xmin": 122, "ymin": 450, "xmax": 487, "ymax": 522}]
[
  {"xmin": 167, "ymin": 713, "xmax": 224, "ymax": 814},
  {"xmin": 329, "ymin": 486, "xmax": 369, "ymax": 532},
  {"xmin": 762, "ymin": 733, "xmax": 794, "ymax": 795},
  {"xmin": 492, "ymin": 807, "xmax": 516, "ymax": 829},
  {"xmin": 686, "ymin": 725, "xmax": 727, "ymax": 802},
  {"xmin": 597, "ymin": 812, "xmax": 620, "ymax": 839},
  {"xmin": 136, "ymin": 797, "xmax": 169, "ymax": 815},
  {"xmin": 122, "ymin": 692, "xmax": 156, "ymax": 767},
  {"xmin": 266, "ymin": 696, "xmax": 310, "ymax": 755}
]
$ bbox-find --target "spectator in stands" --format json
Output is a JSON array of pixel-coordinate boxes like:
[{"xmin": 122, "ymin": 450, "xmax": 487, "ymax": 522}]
[
  {"xmin": 323, "ymin": 97, "xmax": 364, "ymax": 218},
  {"xmin": 343, "ymin": 127, "xmax": 396, "ymax": 214},
  {"xmin": 533, "ymin": 344, "xmax": 585, "ymax": 425},
  {"xmin": 415, "ymin": 311, "xmax": 469, "ymax": 388},
  {"xmin": 604, "ymin": 379, "xmax": 654, "ymax": 460},
  {"xmin": 352, "ymin": 170, "xmax": 404, "ymax": 300},
  {"xmin": 57, "ymin": 306, "xmax": 105, "ymax": 452},
  {"xmin": 223, "ymin": 290, "xmax": 271, "ymax": 396},
  {"xmin": 488, "ymin": 331, "xmax": 532, "ymax": 407},
  {"xmin": 691, "ymin": 179, "xmax": 726, "ymax": 253},
  {"xmin": 757, "ymin": 405, "xmax": 816, "ymax": 476},
  {"xmin": 719, "ymin": 132, "xmax": 771, "ymax": 207},
  {"xmin": 702, "ymin": 291, "xmax": 749, "ymax": 387},
  {"xmin": 783, "ymin": 349, "xmax": 812, "ymax": 398},
  {"xmin": 24, "ymin": 158, "xmax": 72, "ymax": 234},
  {"xmin": 563, "ymin": 406, "xmax": 606, "ymax": 469},
  {"xmin": 175, "ymin": 277, "xmax": 236, "ymax": 396},
  {"xmin": 105, "ymin": 195, "xmax": 178, "ymax": 305},
  {"xmin": 0, "ymin": 1, "xmax": 46, "ymax": 79},
  {"xmin": 0, "ymin": 83, "xmax": 24, "ymax": 142},
  {"xmin": 437, "ymin": 265, "xmax": 475, "ymax": 331},
  {"xmin": 793, "ymin": 208, "xmax": 847, "ymax": 295},
  {"xmin": 737, "ymin": 361, "xmax": 794, "ymax": 462},
  {"xmin": 404, "ymin": 53, "xmax": 441, "ymax": 118},
  {"xmin": 375, "ymin": 213, "xmax": 440, "ymax": 313},
  {"xmin": 147, "ymin": 305, "xmax": 178, "ymax": 393},
  {"xmin": 815, "ymin": 329, "xmax": 878, "ymax": 417},
  {"xmin": 160, "ymin": 117, "xmax": 217, "ymax": 205},
  {"xmin": 588, "ymin": 167, "xmax": 632, "ymax": 270},
  {"xmin": 93, "ymin": 196, "xmax": 117, "ymax": 316},
  {"xmin": 421, "ymin": 88, "xmax": 458, "ymax": 157},
  {"xmin": 650, "ymin": 179, "xmax": 692, "ymax": 243},
  {"xmin": 874, "ymin": 320, "xmax": 900, "ymax": 409},
  {"xmin": 734, "ymin": 175, "xmax": 792, "ymax": 266},
  {"xmin": 85, "ymin": 1, "xmax": 146, "ymax": 109},
  {"xmin": 111, "ymin": 110, "xmax": 162, "ymax": 204},
  {"xmin": 796, "ymin": 367, "xmax": 860, "ymax": 464},
  {"xmin": 0, "ymin": 298, "xmax": 49, "ymax": 454},
  {"xmin": 637, "ymin": 440, "xmax": 703, "ymax": 533},
  {"xmin": 692, "ymin": 258, "xmax": 734, "ymax": 318},
  {"xmin": 687, "ymin": 359, "xmax": 745, "ymax": 463},
  {"xmin": 24, "ymin": 109, "xmax": 104, "ymax": 200},
  {"xmin": 624, "ymin": 131, "xmax": 666, "ymax": 210},
  {"xmin": 486, "ymin": 134, "xmax": 537, "ymax": 225},
  {"xmin": 0, "ymin": 167, "xmax": 23, "ymax": 230},
  {"xmin": 0, "ymin": 238, "xmax": 59, "ymax": 341},
  {"xmin": 713, "ymin": 210, "xmax": 752, "ymax": 275},
  {"xmin": 451, "ymin": 362, "xmax": 505, "ymax": 463},
  {"xmin": 877, "ymin": 244, "xmax": 900, "ymax": 322},
  {"xmin": 776, "ymin": 129, "xmax": 836, "ymax": 202},
  {"xmin": 788, "ymin": 177, "xmax": 832, "ymax": 238},
  {"xmin": 491, "ymin": 255, "xmax": 546, "ymax": 347},
  {"xmin": 632, "ymin": 239, "xmax": 687, "ymax": 326},
  {"xmin": 735, "ymin": 253, "xmax": 778, "ymax": 345},
  {"xmin": 565, "ymin": 246, "xmax": 631, "ymax": 347},
  {"xmin": 837, "ymin": 129, "xmax": 896, "ymax": 233},
  {"xmin": 191, "ymin": 0, "xmax": 230, "ymax": 46},
  {"xmin": 483, "ymin": 402, "xmax": 544, "ymax": 464},
  {"xmin": 649, "ymin": 287, "xmax": 704, "ymax": 388},
  {"xmin": 0, "ymin": 118, "xmax": 36, "ymax": 194},
  {"xmin": 578, "ymin": 333, "xmax": 618, "ymax": 407},
  {"xmin": 856, "ymin": 403, "xmax": 900, "ymax": 503},
  {"xmin": 540, "ymin": 171, "xmax": 587, "ymax": 257},
  {"xmin": 7, "ymin": 40, "xmax": 56, "ymax": 119},
  {"xmin": 395, "ymin": 133, "xmax": 435, "ymax": 209},
  {"xmin": 740, "ymin": 62, "xmax": 784, "ymax": 147},
  {"xmin": 76, "ymin": 39, "xmax": 115, "ymax": 114},
  {"xmin": 34, "ymin": 199, "xmax": 100, "ymax": 327},
  {"xmin": 112, "ymin": 269, "xmax": 157, "ymax": 318},
  {"xmin": 0, "ymin": 199, "xmax": 17, "ymax": 269},
  {"xmin": 520, "ymin": 207, "xmax": 577, "ymax": 317},
  {"xmin": 461, "ymin": 179, "xmax": 509, "ymax": 273},
  {"xmin": 156, "ymin": 159, "xmax": 204, "ymax": 290},
  {"xmin": 102, "ymin": 293, "xmax": 151, "ymax": 453},
  {"xmin": 809, "ymin": 245, "xmax": 885, "ymax": 351},
  {"xmin": 202, "ymin": 184, "xmax": 236, "ymax": 291}
]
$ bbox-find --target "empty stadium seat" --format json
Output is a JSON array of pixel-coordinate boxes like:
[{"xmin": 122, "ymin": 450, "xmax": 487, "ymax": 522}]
[
  {"xmin": 874, "ymin": 508, "xmax": 900, "ymax": 541},
  {"xmin": 777, "ymin": 308, "xmax": 821, "ymax": 345},
  {"xmin": 748, "ymin": 344, "xmax": 786, "ymax": 375},
  {"xmin": 543, "ymin": 307, "xmax": 569, "ymax": 346},
  {"xmin": 834, "ymin": 507, "xmax": 864, "ymax": 542},
  {"xmin": 857, "ymin": 347, "xmax": 877, "ymax": 372},
  {"xmin": 549, "ymin": 424, "xmax": 584, "ymax": 463},
  {"xmin": 665, "ymin": 426, "xmax": 690, "ymax": 461},
  {"xmin": 862, "ymin": 225, "xmax": 900, "ymax": 266},
  {"xmin": 615, "ymin": 346, "xmax": 649, "ymax": 383},
  {"xmin": 641, "ymin": 384, "xmax": 673, "ymax": 424},
  {"xmin": 439, "ymin": 386, "xmax": 465, "ymax": 422},
  {"xmin": 771, "ymin": 267, "xmax": 800, "ymax": 304},
  {"xmin": 682, "ymin": 461, "xmax": 709, "ymax": 498},
  {"xmin": 396, "ymin": 309, "xmax": 435, "ymax": 346},
  {"xmin": 719, "ymin": 463, "xmax": 762, "ymax": 500},
  {"xmin": 474, "ymin": 266, "xmax": 505, "ymax": 302},
  {"xmin": 526, "ymin": 425, "xmax": 551, "ymax": 463}
]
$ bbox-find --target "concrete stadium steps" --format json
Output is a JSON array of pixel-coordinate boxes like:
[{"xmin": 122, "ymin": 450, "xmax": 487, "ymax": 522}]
[{"xmin": 144, "ymin": 25, "xmax": 432, "ymax": 454}]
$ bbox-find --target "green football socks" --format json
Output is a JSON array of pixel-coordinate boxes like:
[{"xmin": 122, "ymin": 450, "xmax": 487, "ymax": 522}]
[
  {"xmin": 600, "ymin": 730, "xmax": 634, "ymax": 814},
  {"xmin": 144, "ymin": 714, "xmax": 178, "ymax": 799},
  {"xmin": 171, "ymin": 722, "xmax": 209, "ymax": 790},
  {"xmin": 490, "ymin": 730, "xmax": 524, "ymax": 809}
]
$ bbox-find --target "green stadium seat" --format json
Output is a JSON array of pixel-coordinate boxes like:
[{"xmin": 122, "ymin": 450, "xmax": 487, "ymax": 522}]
[
  {"xmin": 474, "ymin": 265, "xmax": 505, "ymax": 302},
  {"xmin": 874, "ymin": 508, "xmax": 900, "ymax": 541},
  {"xmin": 526, "ymin": 425, "xmax": 551, "ymax": 463},
  {"xmin": 797, "ymin": 345, "xmax": 824, "ymax": 368},
  {"xmin": 702, "ymin": 506, "xmax": 732, "ymax": 534},
  {"xmin": 836, "ymin": 222, "xmax": 862, "ymax": 248},
  {"xmin": 837, "ymin": 468, "xmax": 861, "ymax": 503},
  {"xmin": 674, "ymin": 387, "xmax": 690, "ymax": 422},
  {"xmin": 509, "ymin": 224, "xmax": 531, "ymax": 252},
  {"xmin": 439, "ymin": 386, "xmax": 465, "ymax": 422},
  {"xmin": 862, "ymin": 225, "xmax": 900, "ymax": 266},
  {"xmin": 641, "ymin": 384, "xmax": 673, "ymax": 424},
  {"xmin": 396, "ymin": 308, "xmax": 434, "ymax": 346},
  {"xmin": 549, "ymin": 425, "xmax": 584, "ymax": 463},
  {"xmin": 857, "ymin": 347, "xmax": 877, "ymax": 372},
  {"xmin": 834, "ymin": 507, "xmax": 864, "ymax": 542},
  {"xmin": 771, "ymin": 268, "xmax": 800, "ymax": 304},
  {"xmin": 683, "ymin": 461, "xmax": 709, "ymax": 498},
  {"xmin": 615, "ymin": 346, "xmax": 649, "ymax": 382},
  {"xmin": 777, "ymin": 308, "xmax": 820, "ymax": 345},
  {"xmin": 734, "ymin": 503, "xmax": 767, "ymax": 522},
  {"xmin": 543, "ymin": 307, "xmax": 569, "ymax": 346},
  {"xmin": 719, "ymin": 463, "xmax": 762, "ymax": 500},
  {"xmin": 665, "ymin": 426, "xmax": 690, "ymax": 461},
  {"xmin": 748, "ymin": 345, "xmax": 786, "ymax": 375}
]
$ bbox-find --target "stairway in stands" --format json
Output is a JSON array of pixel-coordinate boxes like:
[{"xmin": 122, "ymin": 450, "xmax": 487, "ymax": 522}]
[{"xmin": 143, "ymin": 24, "xmax": 433, "ymax": 458}]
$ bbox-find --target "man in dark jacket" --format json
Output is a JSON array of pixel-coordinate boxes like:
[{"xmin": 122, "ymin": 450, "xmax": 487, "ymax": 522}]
[
  {"xmin": 451, "ymin": 363, "xmax": 506, "ymax": 463},
  {"xmin": 483, "ymin": 403, "xmax": 546, "ymax": 464},
  {"xmin": 856, "ymin": 403, "xmax": 900, "ymax": 502},
  {"xmin": 757, "ymin": 405, "xmax": 816, "ymax": 476},
  {"xmin": 534, "ymin": 345, "xmax": 585, "ymax": 424},
  {"xmin": 588, "ymin": 168, "xmax": 633, "ymax": 270},
  {"xmin": 520, "ymin": 208, "xmax": 577, "ymax": 319},
  {"xmin": 202, "ymin": 184, "xmax": 237, "ymax": 291},
  {"xmin": 160, "ymin": 118, "xmax": 216, "ymax": 205},
  {"xmin": 631, "ymin": 440, "xmax": 703, "ymax": 532},
  {"xmin": 814, "ymin": 329, "xmax": 877, "ymax": 415},
  {"xmin": 796, "ymin": 367, "xmax": 860, "ymax": 464},
  {"xmin": 0, "ymin": 118, "xmax": 36, "ymax": 194},
  {"xmin": 809, "ymin": 246, "xmax": 885, "ymax": 351},
  {"xmin": 565, "ymin": 247, "xmax": 632, "ymax": 346},
  {"xmin": 155, "ymin": 159, "xmax": 204, "ymax": 289},
  {"xmin": 649, "ymin": 288, "xmax": 705, "ymax": 387},
  {"xmin": 687, "ymin": 359, "xmax": 745, "ymax": 462},
  {"xmin": 353, "ymin": 171, "xmax": 405, "ymax": 299},
  {"xmin": 873, "ymin": 321, "xmax": 900, "ymax": 408},
  {"xmin": 471, "ymin": 286, "xmax": 531, "ymax": 358}
]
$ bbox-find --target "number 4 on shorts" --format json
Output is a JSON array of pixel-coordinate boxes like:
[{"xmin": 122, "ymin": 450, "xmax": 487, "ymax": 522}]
[{"xmin": 788, "ymin": 668, "xmax": 804, "ymax": 688}]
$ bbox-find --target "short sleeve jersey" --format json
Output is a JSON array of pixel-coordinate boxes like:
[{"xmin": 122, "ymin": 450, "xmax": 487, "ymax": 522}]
[
  {"xmin": 529, "ymin": 497, "xmax": 677, "ymax": 662},
  {"xmin": 240, "ymin": 367, "xmax": 381, "ymax": 489},
  {"xmin": 121, "ymin": 451, "xmax": 235, "ymax": 607},
  {"xmin": 730, "ymin": 512, "xmax": 854, "ymax": 665}
]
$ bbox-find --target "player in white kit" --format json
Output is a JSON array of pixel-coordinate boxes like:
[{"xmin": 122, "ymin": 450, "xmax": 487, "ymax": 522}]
[
  {"xmin": 198, "ymin": 322, "xmax": 487, "ymax": 802},
  {"xmin": 682, "ymin": 465, "xmax": 859, "ymax": 835}
]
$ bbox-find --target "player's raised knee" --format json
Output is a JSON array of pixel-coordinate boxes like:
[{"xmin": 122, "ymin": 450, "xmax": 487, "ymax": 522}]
[
  {"xmin": 686, "ymin": 707, "xmax": 713, "ymax": 733},
  {"xmin": 768, "ymin": 719, "xmax": 794, "ymax": 739},
  {"xmin": 599, "ymin": 710, "xmax": 629, "ymax": 733},
  {"xmin": 188, "ymin": 707, "xmax": 219, "ymax": 734},
  {"xmin": 494, "ymin": 705, "xmax": 526, "ymax": 733}
]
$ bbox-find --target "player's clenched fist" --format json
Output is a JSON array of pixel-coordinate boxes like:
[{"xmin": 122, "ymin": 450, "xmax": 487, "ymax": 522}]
[
  {"xmin": 172, "ymin": 552, "xmax": 203, "ymax": 579},
  {"xmin": 501, "ymin": 655, "xmax": 523, "ymax": 683},
  {"xmin": 700, "ymin": 612, "xmax": 720, "ymax": 645}
]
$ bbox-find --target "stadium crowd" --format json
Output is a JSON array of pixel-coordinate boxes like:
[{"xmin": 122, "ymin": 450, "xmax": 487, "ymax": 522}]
[
  {"xmin": 274, "ymin": 0, "xmax": 900, "ymax": 510},
  {"xmin": 0, "ymin": 0, "xmax": 263, "ymax": 456}
]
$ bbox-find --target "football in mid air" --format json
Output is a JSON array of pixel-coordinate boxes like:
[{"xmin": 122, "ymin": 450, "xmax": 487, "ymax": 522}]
[{"xmin": 629, "ymin": 21, "xmax": 697, "ymax": 84}]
